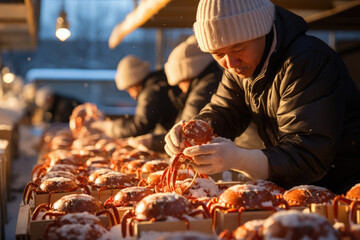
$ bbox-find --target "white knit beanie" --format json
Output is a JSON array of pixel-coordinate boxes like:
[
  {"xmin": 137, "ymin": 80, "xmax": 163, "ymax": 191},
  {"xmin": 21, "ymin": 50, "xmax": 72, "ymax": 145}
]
[
  {"xmin": 115, "ymin": 55, "xmax": 151, "ymax": 90},
  {"xmin": 164, "ymin": 35, "xmax": 214, "ymax": 86},
  {"xmin": 193, "ymin": 0, "xmax": 275, "ymax": 52}
]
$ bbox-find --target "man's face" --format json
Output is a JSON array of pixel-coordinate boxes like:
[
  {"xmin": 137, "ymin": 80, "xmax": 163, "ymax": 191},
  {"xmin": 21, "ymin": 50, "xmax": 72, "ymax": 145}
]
[
  {"xmin": 127, "ymin": 84, "xmax": 142, "ymax": 100},
  {"xmin": 210, "ymin": 36, "xmax": 266, "ymax": 78}
]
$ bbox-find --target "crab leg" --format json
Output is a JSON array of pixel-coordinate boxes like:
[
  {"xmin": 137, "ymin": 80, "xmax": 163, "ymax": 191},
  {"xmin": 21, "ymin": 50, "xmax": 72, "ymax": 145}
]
[{"xmin": 181, "ymin": 171, "xmax": 198, "ymax": 195}]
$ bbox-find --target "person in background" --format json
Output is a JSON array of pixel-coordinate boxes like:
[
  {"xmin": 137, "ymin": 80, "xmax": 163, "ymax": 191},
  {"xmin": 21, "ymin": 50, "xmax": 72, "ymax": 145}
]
[
  {"xmin": 33, "ymin": 86, "xmax": 82, "ymax": 123},
  {"xmin": 91, "ymin": 55, "xmax": 178, "ymax": 146},
  {"xmin": 129, "ymin": 35, "xmax": 223, "ymax": 151},
  {"xmin": 165, "ymin": 0, "xmax": 360, "ymax": 194}
]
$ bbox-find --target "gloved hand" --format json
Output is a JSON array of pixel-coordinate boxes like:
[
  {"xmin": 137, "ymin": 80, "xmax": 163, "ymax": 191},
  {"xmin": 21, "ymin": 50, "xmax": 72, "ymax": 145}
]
[
  {"xmin": 127, "ymin": 133, "xmax": 153, "ymax": 150},
  {"xmin": 164, "ymin": 120, "xmax": 185, "ymax": 156},
  {"xmin": 183, "ymin": 137, "xmax": 269, "ymax": 179},
  {"xmin": 90, "ymin": 120, "xmax": 113, "ymax": 137}
]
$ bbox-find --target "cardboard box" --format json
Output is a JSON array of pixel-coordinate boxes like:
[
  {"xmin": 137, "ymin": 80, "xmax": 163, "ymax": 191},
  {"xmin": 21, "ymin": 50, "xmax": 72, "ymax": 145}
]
[
  {"xmin": 134, "ymin": 218, "xmax": 212, "ymax": 239},
  {"xmin": 29, "ymin": 214, "xmax": 110, "ymax": 240},
  {"xmin": 214, "ymin": 209, "xmax": 275, "ymax": 233}
]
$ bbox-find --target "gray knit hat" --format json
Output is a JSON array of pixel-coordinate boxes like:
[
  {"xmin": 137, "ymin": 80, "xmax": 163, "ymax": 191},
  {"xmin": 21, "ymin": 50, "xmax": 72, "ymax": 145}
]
[
  {"xmin": 193, "ymin": 0, "xmax": 275, "ymax": 52},
  {"xmin": 164, "ymin": 35, "xmax": 214, "ymax": 86},
  {"xmin": 115, "ymin": 55, "xmax": 151, "ymax": 90}
]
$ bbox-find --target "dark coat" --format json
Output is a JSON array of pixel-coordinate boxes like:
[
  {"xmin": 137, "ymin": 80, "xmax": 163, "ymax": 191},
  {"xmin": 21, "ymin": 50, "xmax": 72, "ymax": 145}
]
[
  {"xmin": 111, "ymin": 70, "xmax": 178, "ymax": 138},
  {"xmin": 196, "ymin": 7, "xmax": 360, "ymax": 194},
  {"xmin": 169, "ymin": 61, "xmax": 223, "ymax": 122},
  {"xmin": 46, "ymin": 94, "xmax": 82, "ymax": 123}
]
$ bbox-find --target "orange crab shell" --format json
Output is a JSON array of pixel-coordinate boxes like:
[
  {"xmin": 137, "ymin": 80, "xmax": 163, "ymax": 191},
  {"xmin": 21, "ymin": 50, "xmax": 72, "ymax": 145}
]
[
  {"xmin": 111, "ymin": 187, "xmax": 153, "ymax": 206},
  {"xmin": 182, "ymin": 120, "xmax": 214, "ymax": 146},
  {"xmin": 39, "ymin": 177, "xmax": 78, "ymax": 192},
  {"xmin": 43, "ymin": 212, "xmax": 109, "ymax": 240},
  {"xmin": 283, "ymin": 185, "xmax": 336, "ymax": 207},
  {"xmin": 140, "ymin": 160, "xmax": 169, "ymax": 174},
  {"xmin": 134, "ymin": 193, "xmax": 192, "ymax": 220},
  {"xmin": 244, "ymin": 179, "xmax": 285, "ymax": 197},
  {"xmin": 217, "ymin": 184, "xmax": 279, "ymax": 209},
  {"xmin": 93, "ymin": 172, "xmax": 138, "ymax": 188},
  {"xmin": 262, "ymin": 210, "xmax": 339, "ymax": 239},
  {"xmin": 345, "ymin": 183, "xmax": 360, "ymax": 200},
  {"xmin": 52, "ymin": 194, "xmax": 103, "ymax": 214}
]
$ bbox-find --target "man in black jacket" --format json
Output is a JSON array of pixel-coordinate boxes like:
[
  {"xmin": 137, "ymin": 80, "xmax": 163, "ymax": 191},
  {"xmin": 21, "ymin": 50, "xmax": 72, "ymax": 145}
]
[
  {"xmin": 92, "ymin": 55, "xmax": 178, "ymax": 140},
  {"xmin": 165, "ymin": 0, "xmax": 360, "ymax": 194},
  {"xmin": 165, "ymin": 35, "xmax": 223, "ymax": 122},
  {"xmin": 129, "ymin": 35, "xmax": 223, "ymax": 151}
]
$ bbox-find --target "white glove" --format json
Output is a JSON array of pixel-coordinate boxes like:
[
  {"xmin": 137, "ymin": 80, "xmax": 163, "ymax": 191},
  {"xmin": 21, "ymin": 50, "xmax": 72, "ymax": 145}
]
[
  {"xmin": 183, "ymin": 137, "xmax": 269, "ymax": 179},
  {"xmin": 127, "ymin": 133, "xmax": 153, "ymax": 150},
  {"xmin": 164, "ymin": 120, "xmax": 185, "ymax": 156},
  {"xmin": 90, "ymin": 120, "xmax": 113, "ymax": 137}
]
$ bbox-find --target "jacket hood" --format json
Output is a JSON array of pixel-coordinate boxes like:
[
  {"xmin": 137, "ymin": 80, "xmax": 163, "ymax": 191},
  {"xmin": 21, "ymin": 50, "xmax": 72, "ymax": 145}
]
[{"xmin": 273, "ymin": 6, "xmax": 309, "ymax": 58}]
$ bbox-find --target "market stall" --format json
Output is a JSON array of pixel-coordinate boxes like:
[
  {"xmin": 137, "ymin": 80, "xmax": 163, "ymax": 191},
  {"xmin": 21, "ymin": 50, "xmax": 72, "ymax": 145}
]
[{"xmin": 2, "ymin": 0, "xmax": 360, "ymax": 239}]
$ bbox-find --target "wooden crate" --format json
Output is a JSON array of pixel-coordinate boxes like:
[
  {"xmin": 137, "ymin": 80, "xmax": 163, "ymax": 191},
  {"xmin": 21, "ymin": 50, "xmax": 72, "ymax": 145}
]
[
  {"xmin": 134, "ymin": 218, "xmax": 212, "ymax": 239},
  {"xmin": 214, "ymin": 209, "xmax": 275, "ymax": 233},
  {"xmin": 29, "ymin": 214, "xmax": 110, "ymax": 240},
  {"xmin": 310, "ymin": 203, "xmax": 355, "ymax": 226},
  {"xmin": 15, "ymin": 204, "xmax": 30, "ymax": 240}
]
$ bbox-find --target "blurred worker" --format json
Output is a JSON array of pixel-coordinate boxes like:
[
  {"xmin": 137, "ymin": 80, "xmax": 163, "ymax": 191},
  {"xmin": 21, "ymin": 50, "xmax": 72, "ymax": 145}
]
[
  {"xmin": 33, "ymin": 86, "xmax": 82, "ymax": 123},
  {"xmin": 91, "ymin": 55, "xmax": 178, "ymax": 142},
  {"xmin": 165, "ymin": 0, "xmax": 360, "ymax": 194},
  {"xmin": 129, "ymin": 35, "xmax": 223, "ymax": 151}
]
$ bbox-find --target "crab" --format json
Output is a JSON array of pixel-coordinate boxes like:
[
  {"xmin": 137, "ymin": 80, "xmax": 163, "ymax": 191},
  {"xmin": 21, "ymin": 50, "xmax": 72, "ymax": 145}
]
[
  {"xmin": 161, "ymin": 120, "xmax": 215, "ymax": 193},
  {"xmin": 23, "ymin": 177, "xmax": 90, "ymax": 204},
  {"xmin": 90, "ymin": 171, "xmax": 139, "ymax": 200},
  {"xmin": 31, "ymin": 193, "xmax": 120, "ymax": 226},
  {"xmin": 261, "ymin": 210, "xmax": 339, "ymax": 239},
  {"xmin": 121, "ymin": 192, "xmax": 210, "ymax": 237},
  {"xmin": 43, "ymin": 212, "xmax": 109, "ymax": 240},
  {"xmin": 120, "ymin": 159, "xmax": 148, "ymax": 174},
  {"xmin": 207, "ymin": 184, "xmax": 289, "ymax": 226},
  {"xmin": 138, "ymin": 169, "xmax": 194, "ymax": 192},
  {"xmin": 283, "ymin": 185, "xmax": 336, "ymax": 207},
  {"xmin": 69, "ymin": 103, "xmax": 104, "ymax": 137},
  {"xmin": 138, "ymin": 159, "xmax": 169, "ymax": 175},
  {"xmin": 333, "ymin": 183, "xmax": 360, "ymax": 224},
  {"xmin": 104, "ymin": 186, "xmax": 153, "ymax": 207},
  {"xmin": 244, "ymin": 179, "xmax": 285, "ymax": 197}
]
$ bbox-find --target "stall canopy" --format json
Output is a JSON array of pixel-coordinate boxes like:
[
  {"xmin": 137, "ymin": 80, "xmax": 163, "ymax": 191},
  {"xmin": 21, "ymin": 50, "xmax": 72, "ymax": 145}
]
[
  {"xmin": 0, "ymin": 0, "xmax": 40, "ymax": 51},
  {"xmin": 109, "ymin": 0, "xmax": 360, "ymax": 49}
]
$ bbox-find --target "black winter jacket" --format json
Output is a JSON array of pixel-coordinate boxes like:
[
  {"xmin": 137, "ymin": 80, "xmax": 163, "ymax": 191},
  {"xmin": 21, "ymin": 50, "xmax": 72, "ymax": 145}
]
[
  {"xmin": 196, "ymin": 7, "xmax": 360, "ymax": 194},
  {"xmin": 111, "ymin": 70, "xmax": 178, "ymax": 138},
  {"xmin": 169, "ymin": 61, "xmax": 223, "ymax": 122}
]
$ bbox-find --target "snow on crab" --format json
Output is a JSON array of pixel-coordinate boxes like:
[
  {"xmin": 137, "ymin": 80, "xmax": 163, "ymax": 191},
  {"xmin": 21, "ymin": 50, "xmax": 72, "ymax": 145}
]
[
  {"xmin": 23, "ymin": 177, "xmax": 90, "ymax": 204},
  {"xmin": 32, "ymin": 193, "xmax": 120, "ymax": 226},
  {"xmin": 43, "ymin": 212, "xmax": 109, "ymax": 240},
  {"xmin": 283, "ymin": 185, "xmax": 336, "ymax": 207},
  {"xmin": 207, "ymin": 184, "xmax": 289, "ymax": 226},
  {"xmin": 104, "ymin": 186, "xmax": 153, "ymax": 208}
]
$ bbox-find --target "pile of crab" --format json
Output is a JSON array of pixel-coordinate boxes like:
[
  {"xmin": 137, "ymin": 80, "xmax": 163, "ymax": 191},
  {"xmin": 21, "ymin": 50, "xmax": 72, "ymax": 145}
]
[
  {"xmin": 24, "ymin": 104, "xmax": 226, "ymax": 239},
  {"xmin": 25, "ymin": 103, "xmax": 360, "ymax": 240}
]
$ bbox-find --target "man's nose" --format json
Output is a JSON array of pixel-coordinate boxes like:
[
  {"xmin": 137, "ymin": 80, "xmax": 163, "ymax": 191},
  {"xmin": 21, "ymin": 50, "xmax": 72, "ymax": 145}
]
[{"xmin": 225, "ymin": 54, "xmax": 240, "ymax": 69}]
